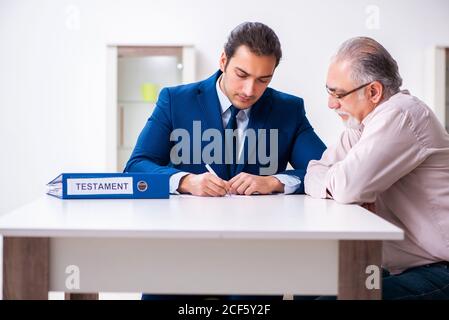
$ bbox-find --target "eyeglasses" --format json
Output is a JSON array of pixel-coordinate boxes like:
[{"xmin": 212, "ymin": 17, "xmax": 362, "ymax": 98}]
[{"xmin": 326, "ymin": 82, "xmax": 373, "ymax": 99}]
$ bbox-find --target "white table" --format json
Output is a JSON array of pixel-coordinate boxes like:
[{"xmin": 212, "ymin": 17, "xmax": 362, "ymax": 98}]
[{"xmin": 0, "ymin": 195, "xmax": 403, "ymax": 300}]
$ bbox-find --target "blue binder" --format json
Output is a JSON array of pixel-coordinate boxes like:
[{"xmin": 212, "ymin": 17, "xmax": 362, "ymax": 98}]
[{"xmin": 46, "ymin": 173, "xmax": 169, "ymax": 199}]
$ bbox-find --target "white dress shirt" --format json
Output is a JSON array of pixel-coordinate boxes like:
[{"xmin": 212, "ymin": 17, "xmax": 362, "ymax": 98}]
[{"xmin": 169, "ymin": 77, "xmax": 301, "ymax": 194}]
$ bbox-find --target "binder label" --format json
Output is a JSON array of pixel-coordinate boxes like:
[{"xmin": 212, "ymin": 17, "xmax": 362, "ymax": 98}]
[{"xmin": 67, "ymin": 177, "xmax": 134, "ymax": 195}]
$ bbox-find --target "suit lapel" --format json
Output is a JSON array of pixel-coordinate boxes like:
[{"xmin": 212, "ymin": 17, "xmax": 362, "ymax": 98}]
[{"xmin": 196, "ymin": 70, "xmax": 228, "ymax": 179}]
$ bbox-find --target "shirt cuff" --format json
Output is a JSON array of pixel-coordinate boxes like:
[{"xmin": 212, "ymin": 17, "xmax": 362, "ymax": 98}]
[
  {"xmin": 304, "ymin": 170, "xmax": 329, "ymax": 199},
  {"xmin": 273, "ymin": 174, "xmax": 302, "ymax": 194},
  {"xmin": 169, "ymin": 171, "xmax": 190, "ymax": 194}
]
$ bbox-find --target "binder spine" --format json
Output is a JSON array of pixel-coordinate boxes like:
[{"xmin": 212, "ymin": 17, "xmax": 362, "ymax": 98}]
[{"xmin": 47, "ymin": 173, "xmax": 169, "ymax": 199}]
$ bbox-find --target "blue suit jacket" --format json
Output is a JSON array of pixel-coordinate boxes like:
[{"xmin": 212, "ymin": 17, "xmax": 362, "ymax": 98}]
[{"xmin": 124, "ymin": 70, "xmax": 326, "ymax": 194}]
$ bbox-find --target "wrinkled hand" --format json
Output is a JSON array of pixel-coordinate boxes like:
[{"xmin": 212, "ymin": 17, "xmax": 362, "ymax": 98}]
[
  {"xmin": 227, "ymin": 173, "xmax": 284, "ymax": 195},
  {"xmin": 178, "ymin": 173, "xmax": 228, "ymax": 197},
  {"xmin": 362, "ymin": 202, "xmax": 376, "ymax": 213}
]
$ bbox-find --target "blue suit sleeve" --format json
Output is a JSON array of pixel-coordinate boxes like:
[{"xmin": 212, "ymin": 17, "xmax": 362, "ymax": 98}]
[
  {"xmin": 278, "ymin": 99, "xmax": 326, "ymax": 194},
  {"xmin": 123, "ymin": 88, "xmax": 181, "ymax": 176}
]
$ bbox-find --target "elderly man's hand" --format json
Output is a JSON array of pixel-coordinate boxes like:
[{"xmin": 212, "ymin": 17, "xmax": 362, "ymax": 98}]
[{"xmin": 227, "ymin": 172, "xmax": 284, "ymax": 195}]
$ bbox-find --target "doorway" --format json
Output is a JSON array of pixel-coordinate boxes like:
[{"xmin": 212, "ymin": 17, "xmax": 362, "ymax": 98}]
[
  {"xmin": 106, "ymin": 45, "xmax": 195, "ymax": 171},
  {"xmin": 427, "ymin": 46, "xmax": 448, "ymax": 132}
]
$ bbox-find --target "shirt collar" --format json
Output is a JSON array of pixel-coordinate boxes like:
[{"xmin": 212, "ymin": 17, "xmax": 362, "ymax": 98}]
[
  {"xmin": 216, "ymin": 75, "xmax": 251, "ymax": 117},
  {"xmin": 361, "ymin": 90, "xmax": 410, "ymax": 127}
]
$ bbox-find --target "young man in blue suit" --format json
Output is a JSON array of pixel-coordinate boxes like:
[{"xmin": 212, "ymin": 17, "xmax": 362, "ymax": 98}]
[
  {"xmin": 125, "ymin": 22, "xmax": 325, "ymax": 197},
  {"xmin": 127, "ymin": 22, "xmax": 326, "ymax": 300}
]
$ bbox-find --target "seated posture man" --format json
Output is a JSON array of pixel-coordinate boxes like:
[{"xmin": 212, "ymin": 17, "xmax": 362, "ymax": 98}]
[
  {"xmin": 305, "ymin": 37, "xmax": 449, "ymax": 300},
  {"xmin": 125, "ymin": 22, "xmax": 325, "ymax": 300},
  {"xmin": 125, "ymin": 22, "xmax": 325, "ymax": 197}
]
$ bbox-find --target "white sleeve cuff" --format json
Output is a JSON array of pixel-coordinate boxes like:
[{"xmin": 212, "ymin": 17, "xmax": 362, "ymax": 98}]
[
  {"xmin": 273, "ymin": 174, "xmax": 302, "ymax": 195},
  {"xmin": 169, "ymin": 171, "xmax": 190, "ymax": 194}
]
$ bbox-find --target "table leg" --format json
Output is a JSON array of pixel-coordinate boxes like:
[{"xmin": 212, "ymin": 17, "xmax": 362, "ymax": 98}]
[
  {"xmin": 338, "ymin": 240, "xmax": 382, "ymax": 300},
  {"xmin": 3, "ymin": 237, "xmax": 49, "ymax": 300},
  {"xmin": 65, "ymin": 293, "xmax": 99, "ymax": 300}
]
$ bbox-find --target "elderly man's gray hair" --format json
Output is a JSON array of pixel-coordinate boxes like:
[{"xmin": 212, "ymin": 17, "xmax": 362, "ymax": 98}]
[{"xmin": 334, "ymin": 37, "xmax": 403, "ymax": 98}]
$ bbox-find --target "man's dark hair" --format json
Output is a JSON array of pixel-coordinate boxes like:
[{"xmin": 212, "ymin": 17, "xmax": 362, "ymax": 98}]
[{"xmin": 224, "ymin": 22, "xmax": 282, "ymax": 69}]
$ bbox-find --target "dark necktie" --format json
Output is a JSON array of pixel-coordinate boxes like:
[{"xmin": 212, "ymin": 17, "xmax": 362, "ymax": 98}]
[{"xmin": 225, "ymin": 105, "xmax": 239, "ymax": 178}]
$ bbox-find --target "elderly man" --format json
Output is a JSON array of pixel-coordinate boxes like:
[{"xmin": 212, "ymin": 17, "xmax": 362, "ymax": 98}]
[{"xmin": 305, "ymin": 37, "xmax": 449, "ymax": 300}]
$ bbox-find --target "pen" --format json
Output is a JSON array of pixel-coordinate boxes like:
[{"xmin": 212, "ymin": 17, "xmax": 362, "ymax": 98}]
[
  {"xmin": 205, "ymin": 164, "xmax": 230, "ymax": 195},
  {"xmin": 205, "ymin": 164, "xmax": 218, "ymax": 177}
]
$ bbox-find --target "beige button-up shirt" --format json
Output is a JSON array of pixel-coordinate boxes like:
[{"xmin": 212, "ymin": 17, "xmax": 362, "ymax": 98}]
[{"xmin": 305, "ymin": 90, "xmax": 449, "ymax": 274}]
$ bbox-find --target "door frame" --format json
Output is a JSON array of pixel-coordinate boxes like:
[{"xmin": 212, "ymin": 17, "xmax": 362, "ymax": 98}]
[
  {"xmin": 425, "ymin": 46, "xmax": 448, "ymax": 129},
  {"xmin": 105, "ymin": 44, "xmax": 195, "ymax": 172}
]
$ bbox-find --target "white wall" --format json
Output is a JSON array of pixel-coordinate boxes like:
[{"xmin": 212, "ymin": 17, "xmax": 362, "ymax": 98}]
[{"xmin": 1, "ymin": 0, "xmax": 449, "ymax": 215}]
